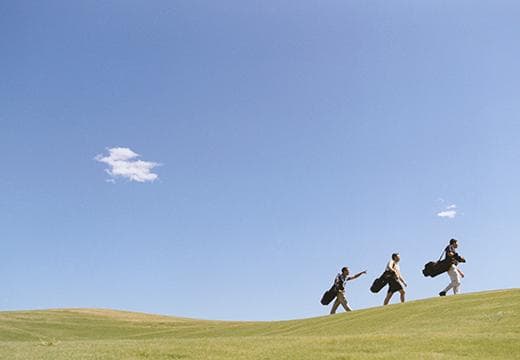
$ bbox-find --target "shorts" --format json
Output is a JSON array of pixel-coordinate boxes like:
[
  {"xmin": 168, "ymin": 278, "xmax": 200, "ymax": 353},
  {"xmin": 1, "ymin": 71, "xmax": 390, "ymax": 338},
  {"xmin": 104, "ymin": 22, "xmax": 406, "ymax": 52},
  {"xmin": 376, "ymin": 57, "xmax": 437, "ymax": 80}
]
[{"xmin": 388, "ymin": 277, "xmax": 403, "ymax": 293}]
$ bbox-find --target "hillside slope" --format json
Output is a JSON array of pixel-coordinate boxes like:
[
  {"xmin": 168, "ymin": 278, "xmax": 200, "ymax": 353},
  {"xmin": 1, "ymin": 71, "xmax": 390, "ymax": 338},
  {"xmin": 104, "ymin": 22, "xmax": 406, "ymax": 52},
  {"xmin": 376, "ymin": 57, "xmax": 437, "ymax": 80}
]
[{"xmin": 1, "ymin": 289, "xmax": 519, "ymax": 359}]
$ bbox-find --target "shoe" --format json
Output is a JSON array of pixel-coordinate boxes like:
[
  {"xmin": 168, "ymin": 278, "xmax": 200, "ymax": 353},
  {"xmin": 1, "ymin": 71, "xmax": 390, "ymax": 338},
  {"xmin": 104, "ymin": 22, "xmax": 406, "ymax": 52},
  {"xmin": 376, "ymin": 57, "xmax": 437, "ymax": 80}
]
[{"xmin": 439, "ymin": 291, "xmax": 446, "ymax": 297}]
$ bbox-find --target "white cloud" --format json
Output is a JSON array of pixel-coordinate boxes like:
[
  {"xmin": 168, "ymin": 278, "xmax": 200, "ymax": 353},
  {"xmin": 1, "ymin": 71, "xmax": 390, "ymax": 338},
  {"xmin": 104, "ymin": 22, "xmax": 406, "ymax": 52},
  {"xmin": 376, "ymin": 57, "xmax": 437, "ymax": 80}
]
[
  {"xmin": 437, "ymin": 210, "xmax": 457, "ymax": 219},
  {"xmin": 437, "ymin": 204, "xmax": 457, "ymax": 219},
  {"xmin": 95, "ymin": 147, "xmax": 159, "ymax": 183}
]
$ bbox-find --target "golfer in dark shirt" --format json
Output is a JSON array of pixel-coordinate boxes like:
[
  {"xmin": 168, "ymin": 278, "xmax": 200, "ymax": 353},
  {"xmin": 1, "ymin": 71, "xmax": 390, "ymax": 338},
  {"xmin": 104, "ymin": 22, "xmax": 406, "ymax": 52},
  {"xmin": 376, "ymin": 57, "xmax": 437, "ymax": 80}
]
[
  {"xmin": 439, "ymin": 239, "xmax": 465, "ymax": 296},
  {"xmin": 330, "ymin": 266, "xmax": 367, "ymax": 314}
]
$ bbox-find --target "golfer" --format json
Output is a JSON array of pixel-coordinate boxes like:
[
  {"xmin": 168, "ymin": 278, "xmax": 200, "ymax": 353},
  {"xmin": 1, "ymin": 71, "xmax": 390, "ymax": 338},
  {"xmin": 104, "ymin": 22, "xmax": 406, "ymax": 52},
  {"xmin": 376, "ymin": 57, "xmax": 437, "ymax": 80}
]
[
  {"xmin": 330, "ymin": 267, "xmax": 367, "ymax": 314},
  {"xmin": 439, "ymin": 239, "xmax": 465, "ymax": 296},
  {"xmin": 383, "ymin": 253, "xmax": 407, "ymax": 305}
]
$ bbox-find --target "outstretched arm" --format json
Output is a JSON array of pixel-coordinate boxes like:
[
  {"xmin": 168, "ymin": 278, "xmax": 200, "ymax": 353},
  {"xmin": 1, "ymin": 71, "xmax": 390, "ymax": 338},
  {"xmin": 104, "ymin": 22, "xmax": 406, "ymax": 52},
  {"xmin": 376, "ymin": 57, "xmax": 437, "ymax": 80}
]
[
  {"xmin": 347, "ymin": 270, "xmax": 367, "ymax": 281},
  {"xmin": 457, "ymin": 268, "xmax": 465, "ymax": 278}
]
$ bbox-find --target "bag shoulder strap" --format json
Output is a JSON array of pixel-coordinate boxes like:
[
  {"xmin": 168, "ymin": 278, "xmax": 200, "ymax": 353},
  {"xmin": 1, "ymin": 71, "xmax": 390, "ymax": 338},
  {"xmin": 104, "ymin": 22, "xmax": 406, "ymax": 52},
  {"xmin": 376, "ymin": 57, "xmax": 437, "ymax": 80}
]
[{"xmin": 438, "ymin": 247, "xmax": 446, "ymax": 262}]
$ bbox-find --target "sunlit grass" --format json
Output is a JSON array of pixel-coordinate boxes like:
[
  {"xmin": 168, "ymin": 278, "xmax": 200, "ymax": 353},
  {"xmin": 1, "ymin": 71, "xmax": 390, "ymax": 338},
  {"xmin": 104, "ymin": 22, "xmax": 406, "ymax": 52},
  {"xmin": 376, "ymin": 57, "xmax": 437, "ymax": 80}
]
[{"xmin": 1, "ymin": 289, "xmax": 518, "ymax": 359}]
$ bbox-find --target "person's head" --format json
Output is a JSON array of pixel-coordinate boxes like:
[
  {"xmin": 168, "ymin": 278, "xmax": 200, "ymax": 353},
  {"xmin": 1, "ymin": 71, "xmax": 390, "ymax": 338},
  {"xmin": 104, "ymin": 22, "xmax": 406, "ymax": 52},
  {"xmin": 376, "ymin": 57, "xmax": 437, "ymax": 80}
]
[
  {"xmin": 449, "ymin": 238, "xmax": 458, "ymax": 248},
  {"xmin": 341, "ymin": 267, "xmax": 350, "ymax": 276},
  {"xmin": 391, "ymin": 253, "xmax": 400, "ymax": 262}
]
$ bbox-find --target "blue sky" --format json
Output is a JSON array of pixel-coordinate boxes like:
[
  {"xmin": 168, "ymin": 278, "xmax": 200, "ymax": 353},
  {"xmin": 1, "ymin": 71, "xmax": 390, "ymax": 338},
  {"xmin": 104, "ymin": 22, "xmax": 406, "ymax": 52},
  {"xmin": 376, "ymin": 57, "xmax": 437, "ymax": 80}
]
[{"xmin": 1, "ymin": 1, "xmax": 519, "ymax": 320}]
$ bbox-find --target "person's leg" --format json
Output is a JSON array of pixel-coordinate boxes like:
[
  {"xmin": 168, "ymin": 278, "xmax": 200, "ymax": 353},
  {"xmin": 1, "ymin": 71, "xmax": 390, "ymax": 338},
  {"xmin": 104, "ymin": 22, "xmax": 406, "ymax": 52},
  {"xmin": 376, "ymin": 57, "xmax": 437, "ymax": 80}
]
[
  {"xmin": 399, "ymin": 289, "xmax": 406, "ymax": 303},
  {"xmin": 441, "ymin": 265, "xmax": 456, "ymax": 295},
  {"xmin": 384, "ymin": 291, "xmax": 393, "ymax": 305},
  {"xmin": 330, "ymin": 297, "xmax": 340, "ymax": 314},
  {"xmin": 447, "ymin": 265, "xmax": 460, "ymax": 294},
  {"xmin": 451, "ymin": 268, "xmax": 461, "ymax": 294},
  {"xmin": 337, "ymin": 292, "xmax": 352, "ymax": 312},
  {"xmin": 453, "ymin": 284, "xmax": 460, "ymax": 294}
]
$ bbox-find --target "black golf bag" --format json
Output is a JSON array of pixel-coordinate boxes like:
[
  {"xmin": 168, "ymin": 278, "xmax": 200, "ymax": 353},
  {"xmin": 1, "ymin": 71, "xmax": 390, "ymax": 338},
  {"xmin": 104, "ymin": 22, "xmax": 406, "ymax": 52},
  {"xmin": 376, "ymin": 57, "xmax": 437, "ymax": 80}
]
[
  {"xmin": 320, "ymin": 284, "xmax": 338, "ymax": 305},
  {"xmin": 422, "ymin": 251, "xmax": 466, "ymax": 278},
  {"xmin": 370, "ymin": 270, "xmax": 393, "ymax": 293},
  {"xmin": 422, "ymin": 258, "xmax": 452, "ymax": 277}
]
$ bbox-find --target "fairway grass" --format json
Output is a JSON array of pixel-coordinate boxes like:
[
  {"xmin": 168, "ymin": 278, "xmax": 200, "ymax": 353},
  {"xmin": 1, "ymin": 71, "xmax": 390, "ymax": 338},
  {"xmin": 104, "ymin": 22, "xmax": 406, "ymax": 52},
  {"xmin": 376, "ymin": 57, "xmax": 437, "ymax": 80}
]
[{"xmin": 1, "ymin": 289, "xmax": 519, "ymax": 359}]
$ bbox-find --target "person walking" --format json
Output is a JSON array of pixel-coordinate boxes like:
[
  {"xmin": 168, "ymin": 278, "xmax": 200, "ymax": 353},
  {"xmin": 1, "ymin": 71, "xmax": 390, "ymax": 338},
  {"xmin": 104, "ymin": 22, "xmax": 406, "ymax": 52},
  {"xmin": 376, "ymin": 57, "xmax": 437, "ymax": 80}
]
[
  {"xmin": 330, "ymin": 267, "xmax": 367, "ymax": 314},
  {"xmin": 439, "ymin": 239, "xmax": 465, "ymax": 296},
  {"xmin": 383, "ymin": 253, "xmax": 407, "ymax": 305}
]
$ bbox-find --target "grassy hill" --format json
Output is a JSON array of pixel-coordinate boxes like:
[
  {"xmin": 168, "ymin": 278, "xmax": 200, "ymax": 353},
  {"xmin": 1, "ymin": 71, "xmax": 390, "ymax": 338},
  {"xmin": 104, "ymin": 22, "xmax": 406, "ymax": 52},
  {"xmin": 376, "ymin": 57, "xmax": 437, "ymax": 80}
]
[{"xmin": 1, "ymin": 289, "xmax": 519, "ymax": 359}]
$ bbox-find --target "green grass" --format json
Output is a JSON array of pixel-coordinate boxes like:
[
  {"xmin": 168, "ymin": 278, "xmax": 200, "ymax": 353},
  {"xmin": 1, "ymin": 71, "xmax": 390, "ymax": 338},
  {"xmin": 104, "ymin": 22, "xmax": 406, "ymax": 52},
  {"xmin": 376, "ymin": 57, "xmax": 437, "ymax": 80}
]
[{"xmin": 1, "ymin": 289, "xmax": 519, "ymax": 359}]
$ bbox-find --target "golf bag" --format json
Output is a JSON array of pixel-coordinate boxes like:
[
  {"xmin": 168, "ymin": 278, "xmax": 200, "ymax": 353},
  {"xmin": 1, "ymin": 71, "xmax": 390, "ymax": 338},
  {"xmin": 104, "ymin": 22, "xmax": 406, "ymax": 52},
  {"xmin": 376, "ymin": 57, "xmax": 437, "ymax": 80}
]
[
  {"xmin": 422, "ymin": 258, "xmax": 452, "ymax": 277},
  {"xmin": 370, "ymin": 270, "xmax": 393, "ymax": 293},
  {"xmin": 422, "ymin": 245, "xmax": 466, "ymax": 278},
  {"xmin": 320, "ymin": 284, "xmax": 338, "ymax": 305}
]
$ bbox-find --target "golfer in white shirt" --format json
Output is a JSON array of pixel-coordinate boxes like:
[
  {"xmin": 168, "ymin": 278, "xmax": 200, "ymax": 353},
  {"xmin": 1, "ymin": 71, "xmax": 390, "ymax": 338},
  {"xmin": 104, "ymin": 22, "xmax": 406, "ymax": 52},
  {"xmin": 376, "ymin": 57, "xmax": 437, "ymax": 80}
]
[{"xmin": 383, "ymin": 253, "xmax": 407, "ymax": 305}]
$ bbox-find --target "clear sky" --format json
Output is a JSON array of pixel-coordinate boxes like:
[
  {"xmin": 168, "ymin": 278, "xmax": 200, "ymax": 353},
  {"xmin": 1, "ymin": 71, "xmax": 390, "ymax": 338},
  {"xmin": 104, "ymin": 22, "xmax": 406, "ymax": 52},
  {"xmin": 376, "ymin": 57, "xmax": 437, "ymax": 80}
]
[{"xmin": 1, "ymin": 1, "xmax": 519, "ymax": 321}]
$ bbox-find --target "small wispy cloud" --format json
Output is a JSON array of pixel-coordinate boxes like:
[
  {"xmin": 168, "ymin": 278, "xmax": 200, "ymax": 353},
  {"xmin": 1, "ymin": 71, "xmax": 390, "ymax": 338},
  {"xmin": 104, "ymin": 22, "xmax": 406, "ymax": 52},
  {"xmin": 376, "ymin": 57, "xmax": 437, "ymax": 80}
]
[
  {"xmin": 437, "ymin": 204, "xmax": 457, "ymax": 219},
  {"xmin": 95, "ymin": 147, "xmax": 159, "ymax": 183}
]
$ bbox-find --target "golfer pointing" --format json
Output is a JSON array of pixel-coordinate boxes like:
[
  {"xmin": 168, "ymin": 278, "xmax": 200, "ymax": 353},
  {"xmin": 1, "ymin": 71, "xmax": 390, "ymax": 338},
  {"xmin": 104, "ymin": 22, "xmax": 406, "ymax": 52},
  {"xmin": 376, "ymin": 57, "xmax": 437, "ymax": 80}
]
[{"xmin": 330, "ymin": 267, "xmax": 367, "ymax": 314}]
